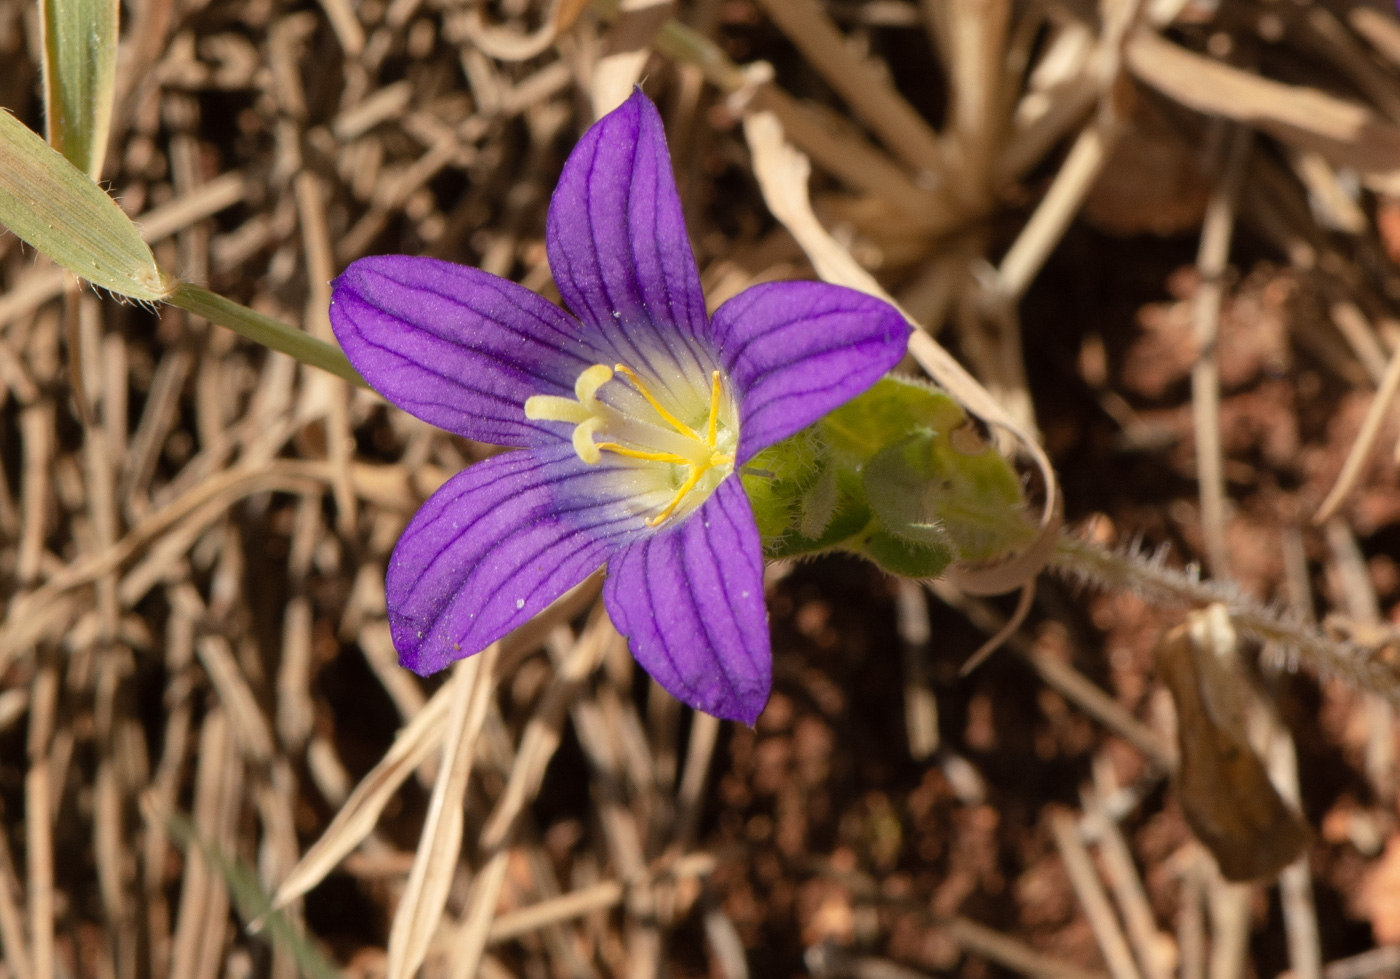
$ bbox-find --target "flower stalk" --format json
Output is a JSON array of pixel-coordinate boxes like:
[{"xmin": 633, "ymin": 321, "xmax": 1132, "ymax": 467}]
[{"xmin": 167, "ymin": 282, "xmax": 366, "ymax": 388}]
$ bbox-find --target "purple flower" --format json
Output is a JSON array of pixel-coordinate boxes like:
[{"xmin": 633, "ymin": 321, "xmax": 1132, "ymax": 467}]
[{"xmin": 329, "ymin": 89, "xmax": 907, "ymax": 723}]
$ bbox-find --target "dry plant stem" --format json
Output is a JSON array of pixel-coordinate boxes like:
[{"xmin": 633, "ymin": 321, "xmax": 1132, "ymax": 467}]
[
  {"xmin": 1267, "ymin": 726, "xmax": 1321, "ymax": 979},
  {"xmin": 1314, "ymin": 335, "xmax": 1400, "ymax": 522},
  {"xmin": 486, "ymin": 854, "xmax": 717, "ymax": 943},
  {"xmin": 313, "ymin": 0, "xmax": 364, "ymax": 55},
  {"xmin": 752, "ymin": 88, "xmax": 950, "ymax": 226},
  {"xmin": 1351, "ymin": 7, "xmax": 1400, "ymax": 70},
  {"xmin": 895, "ymin": 578, "xmax": 938, "ymax": 760},
  {"xmin": 1319, "ymin": 947, "xmax": 1400, "ymax": 979},
  {"xmin": 933, "ymin": 917, "xmax": 1106, "ymax": 979},
  {"xmin": 276, "ymin": 498, "xmax": 319, "ymax": 752},
  {"xmin": 1051, "ymin": 535, "xmax": 1400, "ymax": 702},
  {"xmin": 1191, "ymin": 123, "xmax": 1252, "ymax": 580},
  {"xmin": 1, "ymin": 457, "xmax": 442, "ymax": 672},
  {"xmin": 626, "ymin": 3, "xmax": 956, "ymax": 226},
  {"xmin": 994, "ymin": 117, "xmax": 1116, "ymax": 303},
  {"xmin": 942, "ymin": 0, "xmax": 1011, "ymax": 207},
  {"xmin": 1328, "ymin": 301, "xmax": 1389, "ymax": 388},
  {"xmin": 16, "ymin": 401, "xmax": 53, "ymax": 586},
  {"xmin": 554, "ymin": 633, "xmax": 658, "ymax": 974},
  {"xmin": 448, "ymin": 620, "xmax": 614, "ymax": 979},
  {"xmin": 272, "ymin": 678, "xmax": 455, "ymax": 910},
  {"xmin": 1270, "ymin": 527, "xmax": 1323, "ymax": 979},
  {"xmin": 1299, "ymin": 7, "xmax": 1400, "ymax": 128},
  {"xmin": 62, "ymin": 274, "xmax": 90, "ymax": 425},
  {"xmin": 1088, "ymin": 761, "xmax": 1172, "ymax": 979},
  {"xmin": 24, "ymin": 663, "xmax": 58, "ymax": 979},
  {"xmin": 674, "ymin": 711, "xmax": 721, "ymax": 852},
  {"xmin": 1205, "ymin": 871, "xmax": 1250, "ymax": 979},
  {"xmin": 1050, "ymin": 811, "xmax": 1143, "ymax": 979},
  {"xmin": 386, "ymin": 646, "xmax": 500, "ymax": 979},
  {"xmin": 143, "ymin": 589, "xmax": 197, "ymax": 979},
  {"xmin": 1177, "ymin": 858, "xmax": 1207, "ymax": 979},
  {"xmin": 1125, "ymin": 31, "xmax": 1400, "ymax": 174},
  {"xmin": 0, "ymin": 824, "xmax": 30, "ymax": 979},
  {"xmin": 294, "ymin": 169, "xmax": 358, "ymax": 536},
  {"xmin": 814, "ymin": 859, "xmax": 1099, "ymax": 978},
  {"xmin": 748, "ymin": 0, "xmax": 945, "ymax": 176},
  {"xmin": 1322, "ymin": 519, "xmax": 1395, "ymax": 803},
  {"xmin": 701, "ymin": 903, "xmax": 748, "ymax": 979},
  {"xmin": 196, "ymin": 636, "xmax": 275, "ymax": 765},
  {"xmin": 591, "ymin": 0, "xmax": 672, "ymax": 118},
  {"xmin": 167, "ymin": 710, "xmax": 231, "ymax": 979}
]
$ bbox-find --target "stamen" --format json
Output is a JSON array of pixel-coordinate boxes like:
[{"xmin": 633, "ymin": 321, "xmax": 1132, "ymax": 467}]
[
  {"xmin": 706, "ymin": 370, "xmax": 722, "ymax": 448},
  {"xmin": 594, "ymin": 443, "xmax": 695, "ymax": 466},
  {"xmin": 524, "ymin": 359, "xmax": 737, "ymax": 527},
  {"xmin": 614, "ymin": 364, "xmax": 700, "ymax": 441},
  {"xmin": 648, "ymin": 465, "xmax": 707, "ymax": 526}
]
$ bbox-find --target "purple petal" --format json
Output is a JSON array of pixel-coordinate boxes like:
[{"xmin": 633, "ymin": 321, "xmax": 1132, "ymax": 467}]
[
  {"xmin": 546, "ymin": 88, "xmax": 712, "ymax": 389},
  {"xmin": 388, "ymin": 442, "xmax": 646, "ymax": 675},
  {"xmin": 710, "ymin": 280, "xmax": 910, "ymax": 464},
  {"xmin": 332, "ymin": 254, "xmax": 600, "ymax": 447},
  {"xmin": 603, "ymin": 478, "xmax": 770, "ymax": 724}
]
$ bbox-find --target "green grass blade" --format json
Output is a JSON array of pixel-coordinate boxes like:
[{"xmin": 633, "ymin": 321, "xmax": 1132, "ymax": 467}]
[
  {"xmin": 165, "ymin": 813, "xmax": 341, "ymax": 979},
  {"xmin": 40, "ymin": 0, "xmax": 120, "ymax": 178},
  {"xmin": 0, "ymin": 111, "xmax": 171, "ymax": 300}
]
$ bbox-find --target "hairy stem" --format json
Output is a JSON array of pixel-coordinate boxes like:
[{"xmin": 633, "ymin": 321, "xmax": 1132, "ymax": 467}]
[{"xmin": 1049, "ymin": 534, "xmax": 1400, "ymax": 701}]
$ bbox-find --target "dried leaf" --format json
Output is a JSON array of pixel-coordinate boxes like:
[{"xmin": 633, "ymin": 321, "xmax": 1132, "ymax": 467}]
[
  {"xmin": 1155, "ymin": 606, "xmax": 1311, "ymax": 882},
  {"xmin": 1127, "ymin": 31, "xmax": 1400, "ymax": 176}
]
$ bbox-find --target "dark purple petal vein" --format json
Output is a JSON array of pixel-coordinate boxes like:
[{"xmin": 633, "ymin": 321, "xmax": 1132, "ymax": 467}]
[
  {"xmin": 331, "ymin": 254, "xmax": 599, "ymax": 447},
  {"xmin": 709, "ymin": 280, "xmax": 910, "ymax": 463},
  {"xmin": 603, "ymin": 478, "xmax": 770, "ymax": 724},
  {"xmin": 387, "ymin": 443, "xmax": 647, "ymax": 676},
  {"xmin": 546, "ymin": 88, "xmax": 712, "ymax": 399}
]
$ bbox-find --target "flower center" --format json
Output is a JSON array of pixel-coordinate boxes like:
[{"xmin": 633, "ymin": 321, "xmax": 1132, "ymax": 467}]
[{"xmin": 524, "ymin": 363, "xmax": 737, "ymax": 526}]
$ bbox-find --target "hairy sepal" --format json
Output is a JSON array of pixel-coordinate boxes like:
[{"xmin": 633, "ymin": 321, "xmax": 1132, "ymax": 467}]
[{"xmin": 741, "ymin": 376, "xmax": 1034, "ymax": 580}]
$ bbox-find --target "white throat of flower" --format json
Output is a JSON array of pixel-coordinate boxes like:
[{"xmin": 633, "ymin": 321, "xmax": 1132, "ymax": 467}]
[{"xmin": 524, "ymin": 362, "xmax": 737, "ymax": 526}]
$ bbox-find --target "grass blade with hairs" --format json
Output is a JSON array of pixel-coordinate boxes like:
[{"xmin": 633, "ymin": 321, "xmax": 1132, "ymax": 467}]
[{"xmin": 0, "ymin": 109, "xmax": 170, "ymax": 300}]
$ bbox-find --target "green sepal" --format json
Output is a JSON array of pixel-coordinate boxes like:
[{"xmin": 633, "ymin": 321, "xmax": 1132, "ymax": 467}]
[
  {"xmin": 821, "ymin": 375, "xmax": 966, "ymax": 465},
  {"xmin": 742, "ymin": 374, "xmax": 1033, "ymax": 579},
  {"xmin": 858, "ymin": 528, "xmax": 954, "ymax": 579}
]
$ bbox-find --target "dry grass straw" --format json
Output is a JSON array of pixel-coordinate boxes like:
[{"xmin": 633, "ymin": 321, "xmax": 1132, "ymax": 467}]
[
  {"xmin": 383, "ymin": 646, "xmax": 498, "ymax": 979},
  {"xmin": 1050, "ymin": 809, "xmax": 1142, "ymax": 979},
  {"xmin": 1190, "ymin": 124, "xmax": 1251, "ymax": 579}
]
